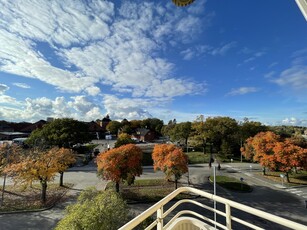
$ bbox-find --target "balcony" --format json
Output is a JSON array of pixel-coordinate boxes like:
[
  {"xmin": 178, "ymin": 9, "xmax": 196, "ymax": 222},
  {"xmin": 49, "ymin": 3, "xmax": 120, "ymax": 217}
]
[{"xmin": 119, "ymin": 187, "xmax": 307, "ymax": 230}]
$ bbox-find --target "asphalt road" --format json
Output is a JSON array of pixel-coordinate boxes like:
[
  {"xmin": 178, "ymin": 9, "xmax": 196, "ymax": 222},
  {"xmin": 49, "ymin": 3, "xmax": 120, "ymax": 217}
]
[{"xmin": 0, "ymin": 161, "xmax": 307, "ymax": 229}]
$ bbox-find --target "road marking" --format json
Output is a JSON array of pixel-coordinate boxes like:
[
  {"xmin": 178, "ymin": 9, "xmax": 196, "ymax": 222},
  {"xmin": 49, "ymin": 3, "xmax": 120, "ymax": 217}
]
[
  {"xmin": 291, "ymin": 191, "xmax": 303, "ymax": 194},
  {"xmin": 286, "ymin": 188, "xmax": 297, "ymax": 191}
]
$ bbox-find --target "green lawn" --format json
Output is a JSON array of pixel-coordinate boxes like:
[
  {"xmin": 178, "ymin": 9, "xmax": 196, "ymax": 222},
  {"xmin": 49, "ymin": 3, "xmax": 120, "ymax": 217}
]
[
  {"xmin": 210, "ymin": 175, "xmax": 252, "ymax": 192},
  {"xmin": 106, "ymin": 179, "xmax": 193, "ymax": 202},
  {"xmin": 261, "ymin": 170, "xmax": 307, "ymax": 185},
  {"xmin": 187, "ymin": 151, "xmax": 210, "ymax": 164}
]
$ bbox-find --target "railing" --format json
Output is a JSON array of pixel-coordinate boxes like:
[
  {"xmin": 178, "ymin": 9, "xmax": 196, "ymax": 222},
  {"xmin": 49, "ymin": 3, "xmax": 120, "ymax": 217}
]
[
  {"xmin": 296, "ymin": 0, "xmax": 307, "ymax": 21},
  {"xmin": 119, "ymin": 187, "xmax": 307, "ymax": 230}
]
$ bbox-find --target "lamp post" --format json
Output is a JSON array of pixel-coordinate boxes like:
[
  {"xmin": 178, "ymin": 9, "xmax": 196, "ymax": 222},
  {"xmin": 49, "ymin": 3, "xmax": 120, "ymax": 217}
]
[
  {"xmin": 187, "ymin": 141, "xmax": 190, "ymax": 185},
  {"xmin": 213, "ymin": 166, "xmax": 217, "ymax": 229}
]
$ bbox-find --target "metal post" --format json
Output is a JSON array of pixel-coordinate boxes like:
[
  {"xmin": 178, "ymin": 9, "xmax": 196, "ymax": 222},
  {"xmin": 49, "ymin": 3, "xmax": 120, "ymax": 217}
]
[
  {"xmin": 225, "ymin": 203, "xmax": 232, "ymax": 229},
  {"xmin": 187, "ymin": 142, "xmax": 190, "ymax": 185},
  {"xmin": 213, "ymin": 166, "xmax": 217, "ymax": 229},
  {"xmin": 157, "ymin": 206, "xmax": 163, "ymax": 230}
]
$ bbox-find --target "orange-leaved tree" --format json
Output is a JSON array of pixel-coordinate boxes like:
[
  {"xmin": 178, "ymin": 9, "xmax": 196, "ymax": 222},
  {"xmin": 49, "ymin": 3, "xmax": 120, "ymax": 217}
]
[
  {"xmin": 96, "ymin": 144, "xmax": 143, "ymax": 192},
  {"xmin": 272, "ymin": 140, "xmax": 307, "ymax": 182},
  {"xmin": 152, "ymin": 144, "xmax": 188, "ymax": 189},
  {"xmin": 55, "ymin": 148, "xmax": 76, "ymax": 186},
  {"xmin": 241, "ymin": 131, "xmax": 280, "ymax": 175},
  {"xmin": 4, "ymin": 147, "xmax": 75, "ymax": 203},
  {"xmin": 0, "ymin": 144, "xmax": 24, "ymax": 174}
]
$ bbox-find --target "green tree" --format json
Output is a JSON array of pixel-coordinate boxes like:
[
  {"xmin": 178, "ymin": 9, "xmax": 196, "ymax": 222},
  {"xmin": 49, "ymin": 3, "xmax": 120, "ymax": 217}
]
[
  {"xmin": 26, "ymin": 118, "xmax": 91, "ymax": 148},
  {"xmin": 191, "ymin": 115, "xmax": 207, "ymax": 153},
  {"xmin": 114, "ymin": 133, "xmax": 135, "ymax": 148},
  {"xmin": 239, "ymin": 118, "xmax": 268, "ymax": 143},
  {"xmin": 161, "ymin": 119, "xmax": 176, "ymax": 138},
  {"xmin": 130, "ymin": 120, "xmax": 142, "ymax": 130},
  {"xmin": 141, "ymin": 118, "xmax": 164, "ymax": 135},
  {"xmin": 170, "ymin": 122, "xmax": 192, "ymax": 148},
  {"xmin": 106, "ymin": 121, "xmax": 122, "ymax": 135},
  {"xmin": 203, "ymin": 117, "xmax": 239, "ymax": 158},
  {"xmin": 55, "ymin": 188, "xmax": 128, "ymax": 230}
]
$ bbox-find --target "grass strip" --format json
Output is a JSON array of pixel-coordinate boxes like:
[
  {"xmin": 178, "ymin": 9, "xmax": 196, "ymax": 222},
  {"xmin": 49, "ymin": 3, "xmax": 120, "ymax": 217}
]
[{"xmin": 210, "ymin": 175, "xmax": 251, "ymax": 192}]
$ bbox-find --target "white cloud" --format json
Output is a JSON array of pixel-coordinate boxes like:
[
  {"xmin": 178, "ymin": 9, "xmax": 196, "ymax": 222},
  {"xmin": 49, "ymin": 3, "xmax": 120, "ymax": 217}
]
[
  {"xmin": 264, "ymin": 71, "xmax": 276, "ymax": 79},
  {"xmin": 282, "ymin": 117, "xmax": 307, "ymax": 126},
  {"xmin": 180, "ymin": 45, "xmax": 211, "ymax": 60},
  {"xmin": 12, "ymin": 83, "xmax": 31, "ymax": 89},
  {"xmin": 85, "ymin": 86, "xmax": 101, "ymax": 96},
  {"xmin": 0, "ymin": 0, "xmax": 208, "ymax": 122},
  {"xmin": 274, "ymin": 65, "xmax": 307, "ymax": 90},
  {"xmin": 68, "ymin": 96, "xmax": 95, "ymax": 114},
  {"xmin": 0, "ymin": 29, "xmax": 98, "ymax": 93},
  {"xmin": 181, "ymin": 49, "xmax": 195, "ymax": 60},
  {"xmin": 0, "ymin": 95, "xmax": 103, "ymax": 122},
  {"xmin": 56, "ymin": 2, "xmax": 207, "ymax": 98},
  {"xmin": 0, "ymin": 0, "xmax": 113, "ymax": 47},
  {"xmin": 211, "ymin": 42, "xmax": 237, "ymax": 56},
  {"xmin": 238, "ymin": 49, "xmax": 266, "ymax": 67},
  {"xmin": 103, "ymin": 95, "xmax": 154, "ymax": 121},
  {"xmin": 0, "ymin": 84, "xmax": 9, "ymax": 94},
  {"xmin": 0, "ymin": 95, "xmax": 17, "ymax": 104},
  {"xmin": 227, "ymin": 87, "xmax": 259, "ymax": 96}
]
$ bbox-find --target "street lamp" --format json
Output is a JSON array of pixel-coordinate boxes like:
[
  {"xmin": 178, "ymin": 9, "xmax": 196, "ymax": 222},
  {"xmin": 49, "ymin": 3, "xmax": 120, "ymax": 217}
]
[
  {"xmin": 213, "ymin": 166, "xmax": 217, "ymax": 229},
  {"xmin": 187, "ymin": 141, "xmax": 190, "ymax": 185}
]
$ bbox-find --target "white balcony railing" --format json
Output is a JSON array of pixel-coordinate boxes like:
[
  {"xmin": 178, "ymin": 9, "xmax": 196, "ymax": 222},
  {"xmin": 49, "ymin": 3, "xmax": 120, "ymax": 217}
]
[
  {"xmin": 119, "ymin": 187, "xmax": 307, "ymax": 230},
  {"xmin": 296, "ymin": 0, "xmax": 307, "ymax": 20}
]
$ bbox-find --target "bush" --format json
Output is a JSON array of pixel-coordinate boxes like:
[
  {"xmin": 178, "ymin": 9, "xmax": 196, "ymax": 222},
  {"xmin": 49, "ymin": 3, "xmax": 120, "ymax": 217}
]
[{"xmin": 55, "ymin": 188, "xmax": 129, "ymax": 230}]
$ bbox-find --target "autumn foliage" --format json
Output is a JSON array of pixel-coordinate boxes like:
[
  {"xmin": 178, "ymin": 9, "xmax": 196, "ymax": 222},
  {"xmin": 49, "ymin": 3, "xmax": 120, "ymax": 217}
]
[
  {"xmin": 96, "ymin": 144, "xmax": 143, "ymax": 192},
  {"xmin": 4, "ymin": 147, "xmax": 76, "ymax": 203},
  {"xmin": 152, "ymin": 144, "xmax": 188, "ymax": 189},
  {"xmin": 241, "ymin": 131, "xmax": 307, "ymax": 181}
]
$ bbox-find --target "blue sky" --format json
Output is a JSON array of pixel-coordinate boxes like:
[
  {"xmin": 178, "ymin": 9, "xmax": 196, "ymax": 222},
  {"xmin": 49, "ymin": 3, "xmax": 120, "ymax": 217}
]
[{"xmin": 0, "ymin": 0, "xmax": 306, "ymax": 126}]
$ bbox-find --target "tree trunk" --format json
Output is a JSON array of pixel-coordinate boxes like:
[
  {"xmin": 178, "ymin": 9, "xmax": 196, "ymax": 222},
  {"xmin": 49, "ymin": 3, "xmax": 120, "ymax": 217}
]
[
  {"xmin": 115, "ymin": 182, "xmax": 119, "ymax": 193},
  {"xmin": 59, "ymin": 172, "xmax": 64, "ymax": 186},
  {"xmin": 40, "ymin": 180, "xmax": 47, "ymax": 203},
  {"xmin": 286, "ymin": 172, "xmax": 290, "ymax": 183},
  {"xmin": 175, "ymin": 179, "xmax": 178, "ymax": 190},
  {"xmin": 262, "ymin": 167, "xmax": 266, "ymax": 175}
]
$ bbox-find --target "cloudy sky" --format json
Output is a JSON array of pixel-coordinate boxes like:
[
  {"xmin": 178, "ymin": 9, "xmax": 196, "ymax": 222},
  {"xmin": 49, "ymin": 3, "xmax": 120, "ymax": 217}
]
[{"xmin": 0, "ymin": 0, "xmax": 306, "ymax": 126}]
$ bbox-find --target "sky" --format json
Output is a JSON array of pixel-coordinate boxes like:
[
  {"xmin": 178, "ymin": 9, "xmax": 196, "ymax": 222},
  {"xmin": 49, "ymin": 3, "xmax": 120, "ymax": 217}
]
[{"xmin": 0, "ymin": 0, "xmax": 307, "ymax": 126}]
